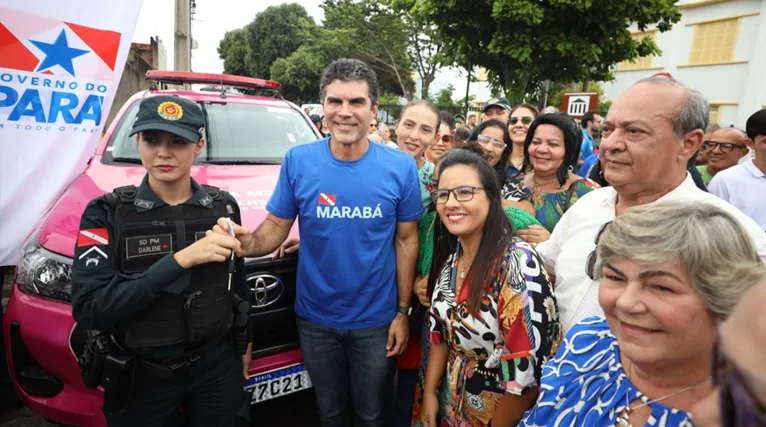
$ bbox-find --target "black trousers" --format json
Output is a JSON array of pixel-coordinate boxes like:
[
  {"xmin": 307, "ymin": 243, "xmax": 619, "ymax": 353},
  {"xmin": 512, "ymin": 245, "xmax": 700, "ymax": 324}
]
[{"xmin": 106, "ymin": 342, "xmax": 249, "ymax": 427}]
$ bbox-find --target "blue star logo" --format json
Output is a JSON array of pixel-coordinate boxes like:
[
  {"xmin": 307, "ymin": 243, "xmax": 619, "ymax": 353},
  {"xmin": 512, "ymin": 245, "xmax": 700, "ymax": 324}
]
[{"xmin": 30, "ymin": 29, "xmax": 89, "ymax": 77}]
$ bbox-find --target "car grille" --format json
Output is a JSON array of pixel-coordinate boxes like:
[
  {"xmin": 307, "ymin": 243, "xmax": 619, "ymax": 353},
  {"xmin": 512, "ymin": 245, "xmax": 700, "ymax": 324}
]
[{"xmin": 244, "ymin": 254, "xmax": 299, "ymax": 359}]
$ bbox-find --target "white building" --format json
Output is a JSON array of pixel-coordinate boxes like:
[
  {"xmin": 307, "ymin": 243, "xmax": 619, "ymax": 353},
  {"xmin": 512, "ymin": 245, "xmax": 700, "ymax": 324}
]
[{"xmin": 603, "ymin": 0, "xmax": 766, "ymax": 127}]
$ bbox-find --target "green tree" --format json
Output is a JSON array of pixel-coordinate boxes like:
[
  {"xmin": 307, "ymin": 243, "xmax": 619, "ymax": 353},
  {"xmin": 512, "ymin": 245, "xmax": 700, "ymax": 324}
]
[
  {"xmin": 322, "ymin": 0, "xmax": 415, "ymax": 99},
  {"xmin": 434, "ymin": 84, "xmax": 457, "ymax": 107},
  {"xmin": 411, "ymin": 0, "xmax": 681, "ymax": 102},
  {"xmin": 217, "ymin": 28, "xmax": 251, "ymax": 77},
  {"xmin": 270, "ymin": 1, "xmax": 415, "ymax": 104},
  {"xmin": 218, "ymin": 4, "xmax": 315, "ymax": 79},
  {"xmin": 388, "ymin": 0, "xmax": 447, "ymax": 100}
]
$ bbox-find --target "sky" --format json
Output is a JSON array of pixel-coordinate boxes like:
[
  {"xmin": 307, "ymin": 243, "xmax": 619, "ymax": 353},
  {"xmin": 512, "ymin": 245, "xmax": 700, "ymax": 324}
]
[{"xmin": 131, "ymin": 0, "xmax": 481, "ymax": 101}]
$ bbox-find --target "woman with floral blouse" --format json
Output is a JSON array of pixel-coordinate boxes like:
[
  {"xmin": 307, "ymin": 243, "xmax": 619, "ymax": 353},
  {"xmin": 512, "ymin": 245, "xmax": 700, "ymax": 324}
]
[{"xmin": 421, "ymin": 149, "xmax": 562, "ymax": 427}]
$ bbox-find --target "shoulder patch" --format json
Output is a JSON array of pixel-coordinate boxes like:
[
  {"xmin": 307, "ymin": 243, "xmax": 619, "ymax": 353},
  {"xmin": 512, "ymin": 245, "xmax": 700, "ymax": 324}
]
[{"xmin": 78, "ymin": 228, "xmax": 109, "ymax": 247}]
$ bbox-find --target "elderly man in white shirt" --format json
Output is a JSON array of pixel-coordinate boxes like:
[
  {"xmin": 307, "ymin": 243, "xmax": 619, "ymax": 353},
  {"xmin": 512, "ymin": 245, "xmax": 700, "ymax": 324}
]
[
  {"xmin": 708, "ymin": 109, "xmax": 766, "ymax": 231},
  {"xmin": 536, "ymin": 76, "xmax": 766, "ymax": 333}
]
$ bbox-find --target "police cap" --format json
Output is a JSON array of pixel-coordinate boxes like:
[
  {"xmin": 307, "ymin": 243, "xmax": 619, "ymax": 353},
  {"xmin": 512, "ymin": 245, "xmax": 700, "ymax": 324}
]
[{"xmin": 130, "ymin": 95, "xmax": 205, "ymax": 143}]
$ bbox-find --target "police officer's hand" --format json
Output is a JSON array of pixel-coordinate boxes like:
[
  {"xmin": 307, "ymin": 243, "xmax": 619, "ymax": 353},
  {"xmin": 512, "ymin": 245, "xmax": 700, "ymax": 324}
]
[
  {"xmin": 272, "ymin": 238, "xmax": 299, "ymax": 260},
  {"xmin": 173, "ymin": 232, "xmax": 240, "ymax": 269},
  {"xmin": 213, "ymin": 218, "xmax": 253, "ymax": 257}
]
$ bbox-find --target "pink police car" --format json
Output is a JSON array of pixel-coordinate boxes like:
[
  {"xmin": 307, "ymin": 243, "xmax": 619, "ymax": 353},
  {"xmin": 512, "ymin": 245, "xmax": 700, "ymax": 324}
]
[{"xmin": 2, "ymin": 71, "xmax": 317, "ymax": 426}]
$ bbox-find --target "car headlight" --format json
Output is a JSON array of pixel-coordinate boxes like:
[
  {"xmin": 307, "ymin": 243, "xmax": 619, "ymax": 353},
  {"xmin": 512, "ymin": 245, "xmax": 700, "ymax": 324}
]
[{"xmin": 16, "ymin": 241, "xmax": 73, "ymax": 303}]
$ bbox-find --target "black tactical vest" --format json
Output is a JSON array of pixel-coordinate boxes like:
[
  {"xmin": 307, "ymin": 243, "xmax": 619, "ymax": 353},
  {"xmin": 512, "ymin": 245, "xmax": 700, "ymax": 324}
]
[{"xmin": 106, "ymin": 185, "xmax": 234, "ymax": 349}]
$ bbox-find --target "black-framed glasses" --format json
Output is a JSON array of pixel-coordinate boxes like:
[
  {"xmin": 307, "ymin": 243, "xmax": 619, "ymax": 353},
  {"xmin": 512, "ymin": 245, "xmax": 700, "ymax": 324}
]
[
  {"xmin": 585, "ymin": 221, "xmax": 613, "ymax": 280},
  {"xmin": 712, "ymin": 339, "xmax": 766, "ymax": 426},
  {"xmin": 509, "ymin": 116, "xmax": 533, "ymax": 126},
  {"xmin": 431, "ymin": 186, "xmax": 484, "ymax": 204},
  {"xmin": 703, "ymin": 141, "xmax": 748, "ymax": 153},
  {"xmin": 477, "ymin": 135, "xmax": 506, "ymax": 150}
]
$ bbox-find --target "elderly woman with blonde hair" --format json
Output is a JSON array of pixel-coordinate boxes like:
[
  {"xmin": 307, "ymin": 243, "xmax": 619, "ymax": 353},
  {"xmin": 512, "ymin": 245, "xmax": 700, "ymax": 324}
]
[{"xmin": 519, "ymin": 200, "xmax": 766, "ymax": 427}]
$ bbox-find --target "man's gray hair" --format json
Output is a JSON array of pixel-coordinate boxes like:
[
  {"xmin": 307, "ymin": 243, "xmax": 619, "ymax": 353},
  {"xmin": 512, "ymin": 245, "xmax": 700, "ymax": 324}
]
[
  {"xmin": 319, "ymin": 59, "xmax": 379, "ymax": 109},
  {"xmin": 596, "ymin": 201, "xmax": 766, "ymax": 319},
  {"xmin": 634, "ymin": 76, "xmax": 710, "ymax": 139}
]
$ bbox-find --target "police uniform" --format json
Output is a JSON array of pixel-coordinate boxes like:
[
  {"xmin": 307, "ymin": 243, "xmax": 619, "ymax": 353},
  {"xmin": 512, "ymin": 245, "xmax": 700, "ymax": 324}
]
[{"xmin": 71, "ymin": 95, "xmax": 252, "ymax": 427}]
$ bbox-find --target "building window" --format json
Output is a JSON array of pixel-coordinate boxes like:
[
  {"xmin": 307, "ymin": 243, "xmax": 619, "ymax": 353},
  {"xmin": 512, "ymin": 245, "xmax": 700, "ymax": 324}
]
[
  {"xmin": 689, "ymin": 18, "xmax": 741, "ymax": 65},
  {"xmin": 619, "ymin": 30, "xmax": 658, "ymax": 70},
  {"xmin": 709, "ymin": 105, "xmax": 720, "ymax": 125}
]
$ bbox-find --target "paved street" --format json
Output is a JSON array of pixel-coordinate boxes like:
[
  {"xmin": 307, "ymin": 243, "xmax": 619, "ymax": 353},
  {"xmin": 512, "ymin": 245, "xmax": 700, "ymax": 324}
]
[{"xmin": 2, "ymin": 268, "xmax": 319, "ymax": 426}]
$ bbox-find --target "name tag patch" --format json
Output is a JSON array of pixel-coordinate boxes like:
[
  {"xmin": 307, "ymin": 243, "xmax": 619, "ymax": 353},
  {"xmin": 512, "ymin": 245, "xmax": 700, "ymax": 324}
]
[{"xmin": 126, "ymin": 234, "xmax": 173, "ymax": 259}]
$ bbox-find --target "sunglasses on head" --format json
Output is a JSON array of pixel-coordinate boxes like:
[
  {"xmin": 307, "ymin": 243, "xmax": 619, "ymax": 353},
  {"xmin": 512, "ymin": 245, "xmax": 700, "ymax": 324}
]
[
  {"xmin": 509, "ymin": 116, "xmax": 533, "ymax": 126},
  {"xmin": 712, "ymin": 339, "xmax": 766, "ymax": 426}
]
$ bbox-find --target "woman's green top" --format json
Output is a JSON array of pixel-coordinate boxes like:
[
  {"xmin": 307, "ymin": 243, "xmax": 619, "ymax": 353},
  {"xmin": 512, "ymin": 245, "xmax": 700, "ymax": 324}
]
[{"xmin": 416, "ymin": 206, "xmax": 541, "ymax": 276}]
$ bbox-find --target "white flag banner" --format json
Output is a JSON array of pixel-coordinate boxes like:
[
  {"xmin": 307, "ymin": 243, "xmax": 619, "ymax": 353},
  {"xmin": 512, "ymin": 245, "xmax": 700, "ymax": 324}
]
[{"xmin": 0, "ymin": 0, "xmax": 143, "ymax": 265}]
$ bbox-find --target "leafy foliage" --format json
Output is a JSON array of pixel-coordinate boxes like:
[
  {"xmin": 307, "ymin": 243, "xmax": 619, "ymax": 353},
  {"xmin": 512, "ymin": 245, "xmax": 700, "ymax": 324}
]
[
  {"xmin": 411, "ymin": 0, "xmax": 681, "ymax": 102},
  {"xmin": 221, "ymin": 1, "xmax": 417, "ymax": 104}
]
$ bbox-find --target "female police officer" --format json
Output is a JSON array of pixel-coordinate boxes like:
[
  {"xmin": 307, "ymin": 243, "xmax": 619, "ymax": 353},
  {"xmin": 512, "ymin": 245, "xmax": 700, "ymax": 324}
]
[{"xmin": 71, "ymin": 95, "xmax": 252, "ymax": 426}]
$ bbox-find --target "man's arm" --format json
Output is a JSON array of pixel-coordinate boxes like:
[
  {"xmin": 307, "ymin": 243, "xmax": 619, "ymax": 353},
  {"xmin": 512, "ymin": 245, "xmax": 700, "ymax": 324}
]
[
  {"xmin": 247, "ymin": 214, "xmax": 296, "ymax": 257},
  {"xmin": 395, "ymin": 220, "xmax": 419, "ymax": 309},
  {"xmin": 385, "ymin": 220, "xmax": 419, "ymax": 357},
  {"xmin": 215, "ymin": 213, "xmax": 295, "ymax": 259}
]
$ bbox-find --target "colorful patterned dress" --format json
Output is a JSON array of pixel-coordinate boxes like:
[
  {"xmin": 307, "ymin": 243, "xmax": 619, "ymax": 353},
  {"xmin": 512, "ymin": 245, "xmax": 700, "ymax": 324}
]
[
  {"xmin": 520, "ymin": 317, "xmax": 697, "ymax": 427},
  {"xmin": 501, "ymin": 174, "xmax": 599, "ymax": 232},
  {"xmin": 410, "ymin": 209, "xmax": 544, "ymax": 427},
  {"xmin": 427, "ymin": 239, "xmax": 562, "ymax": 427}
]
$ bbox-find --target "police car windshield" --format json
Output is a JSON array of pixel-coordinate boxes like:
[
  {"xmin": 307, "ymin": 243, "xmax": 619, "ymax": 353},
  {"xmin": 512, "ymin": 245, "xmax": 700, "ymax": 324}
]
[{"xmin": 103, "ymin": 99, "xmax": 317, "ymax": 165}]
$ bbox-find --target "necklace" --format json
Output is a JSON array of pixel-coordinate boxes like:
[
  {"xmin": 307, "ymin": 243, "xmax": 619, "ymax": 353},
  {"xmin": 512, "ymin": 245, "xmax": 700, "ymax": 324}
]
[
  {"xmin": 531, "ymin": 175, "xmax": 558, "ymax": 193},
  {"xmin": 617, "ymin": 363, "xmax": 711, "ymax": 427},
  {"xmin": 456, "ymin": 251, "xmax": 472, "ymax": 280}
]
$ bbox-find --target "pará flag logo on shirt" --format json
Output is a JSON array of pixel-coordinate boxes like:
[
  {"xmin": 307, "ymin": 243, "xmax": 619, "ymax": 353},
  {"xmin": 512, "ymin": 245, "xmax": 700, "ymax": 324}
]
[
  {"xmin": 77, "ymin": 228, "xmax": 109, "ymax": 247},
  {"xmin": 318, "ymin": 193, "xmax": 337, "ymax": 206}
]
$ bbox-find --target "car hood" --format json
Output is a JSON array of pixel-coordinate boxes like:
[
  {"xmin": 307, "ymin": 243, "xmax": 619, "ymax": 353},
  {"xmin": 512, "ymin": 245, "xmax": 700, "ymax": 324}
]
[{"xmin": 37, "ymin": 158, "xmax": 291, "ymax": 258}]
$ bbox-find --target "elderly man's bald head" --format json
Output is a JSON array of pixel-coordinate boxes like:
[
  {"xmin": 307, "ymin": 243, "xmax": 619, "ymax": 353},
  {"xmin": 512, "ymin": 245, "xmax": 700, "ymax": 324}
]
[{"xmin": 704, "ymin": 127, "xmax": 750, "ymax": 173}]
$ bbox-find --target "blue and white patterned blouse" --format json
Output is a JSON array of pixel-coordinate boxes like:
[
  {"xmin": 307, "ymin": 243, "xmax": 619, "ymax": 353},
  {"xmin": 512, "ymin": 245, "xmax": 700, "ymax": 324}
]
[{"xmin": 519, "ymin": 316, "xmax": 696, "ymax": 427}]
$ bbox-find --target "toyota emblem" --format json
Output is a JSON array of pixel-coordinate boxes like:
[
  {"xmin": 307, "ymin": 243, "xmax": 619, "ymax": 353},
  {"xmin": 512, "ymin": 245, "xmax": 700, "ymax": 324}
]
[{"xmin": 246, "ymin": 273, "xmax": 285, "ymax": 308}]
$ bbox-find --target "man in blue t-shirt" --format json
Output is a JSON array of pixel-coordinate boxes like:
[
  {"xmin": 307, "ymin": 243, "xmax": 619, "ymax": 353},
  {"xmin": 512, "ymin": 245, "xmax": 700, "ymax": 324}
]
[
  {"xmin": 579, "ymin": 110, "xmax": 602, "ymax": 167},
  {"xmin": 214, "ymin": 59, "xmax": 422, "ymax": 426}
]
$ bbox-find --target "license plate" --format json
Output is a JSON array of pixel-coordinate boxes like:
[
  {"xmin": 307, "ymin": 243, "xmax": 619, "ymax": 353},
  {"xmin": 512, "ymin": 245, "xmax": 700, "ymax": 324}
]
[{"xmin": 244, "ymin": 364, "xmax": 313, "ymax": 404}]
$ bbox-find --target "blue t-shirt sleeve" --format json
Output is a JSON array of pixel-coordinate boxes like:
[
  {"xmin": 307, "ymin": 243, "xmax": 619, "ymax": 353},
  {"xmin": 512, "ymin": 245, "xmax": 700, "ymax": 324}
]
[
  {"xmin": 266, "ymin": 149, "xmax": 299, "ymax": 220},
  {"xmin": 398, "ymin": 158, "xmax": 425, "ymax": 222}
]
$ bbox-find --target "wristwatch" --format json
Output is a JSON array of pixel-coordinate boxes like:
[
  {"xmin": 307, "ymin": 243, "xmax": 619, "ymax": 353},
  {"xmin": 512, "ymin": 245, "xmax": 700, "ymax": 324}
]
[{"xmin": 397, "ymin": 305, "xmax": 410, "ymax": 317}]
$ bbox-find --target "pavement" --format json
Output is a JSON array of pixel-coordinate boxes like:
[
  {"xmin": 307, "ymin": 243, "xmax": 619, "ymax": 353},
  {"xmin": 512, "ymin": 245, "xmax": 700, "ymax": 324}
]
[{"xmin": 1, "ymin": 267, "xmax": 320, "ymax": 426}]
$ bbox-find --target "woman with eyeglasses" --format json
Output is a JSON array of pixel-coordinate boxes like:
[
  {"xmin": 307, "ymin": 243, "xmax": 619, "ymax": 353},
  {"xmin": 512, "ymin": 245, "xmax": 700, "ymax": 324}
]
[
  {"xmin": 469, "ymin": 119, "xmax": 512, "ymax": 177},
  {"xmin": 519, "ymin": 201, "xmax": 766, "ymax": 427},
  {"xmin": 411, "ymin": 144, "xmax": 543, "ymax": 427},
  {"xmin": 502, "ymin": 112, "xmax": 600, "ymax": 241},
  {"xmin": 420, "ymin": 149, "xmax": 562, "ymax": 427},
  {"xmin": 506, "ymin": 104, "xmax": 540, "ymax": 179},
  {"xmin": 426, "ymin": 120, "xmax": 456, "ymax": 164}
]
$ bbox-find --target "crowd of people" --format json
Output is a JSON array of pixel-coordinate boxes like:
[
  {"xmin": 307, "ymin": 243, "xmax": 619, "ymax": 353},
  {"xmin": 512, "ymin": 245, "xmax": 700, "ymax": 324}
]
[
  {"xmin": 255, "ymin": 59, "xmax": 765, "ymax": 427},
  {"xmin": 71, "ymin": 55, "xmax": 766, "ymax": 426}
]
